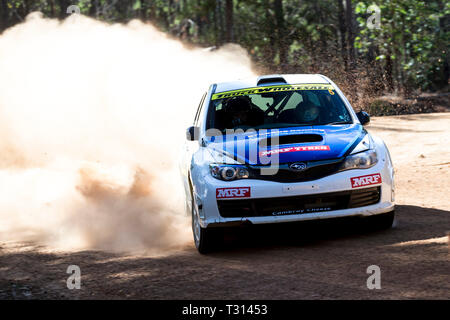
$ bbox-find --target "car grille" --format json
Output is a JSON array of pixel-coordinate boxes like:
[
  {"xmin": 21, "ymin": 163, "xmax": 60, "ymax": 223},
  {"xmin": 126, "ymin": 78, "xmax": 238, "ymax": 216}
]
[
  {"xmin": 217, "ymin": 187, "xmax": 381, "ymax": 218},
  {"xmin": 248, "ymin": 158, "xmax": 344, "ymax": 183}
]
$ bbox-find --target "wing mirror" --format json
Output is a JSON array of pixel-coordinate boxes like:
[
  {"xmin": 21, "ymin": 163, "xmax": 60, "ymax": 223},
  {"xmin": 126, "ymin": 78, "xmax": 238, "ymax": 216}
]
[
  {"xmin": 356, "ymin": 111, "xmax": 370, "ymax": 126},
  {"xmin": 186, "ymin": 126, "xmax": 199, "ymax": 141}
]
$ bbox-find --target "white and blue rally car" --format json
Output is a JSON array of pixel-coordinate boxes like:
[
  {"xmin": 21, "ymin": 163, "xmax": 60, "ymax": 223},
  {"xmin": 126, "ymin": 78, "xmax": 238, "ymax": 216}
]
[{"xmin": 181, "ymin": 74, "xmax": 395, "ymax": 253}]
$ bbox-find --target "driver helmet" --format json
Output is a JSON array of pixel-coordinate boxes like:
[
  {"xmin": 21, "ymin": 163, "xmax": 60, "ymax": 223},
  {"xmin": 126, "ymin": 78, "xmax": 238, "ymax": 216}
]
[
  {"xmin": 297, "ymin": 102, "xmax": 320, "ymax": 123},
  {"xmin": 226, "ymin": 97, "xmax": 251, "ymax": 126}
]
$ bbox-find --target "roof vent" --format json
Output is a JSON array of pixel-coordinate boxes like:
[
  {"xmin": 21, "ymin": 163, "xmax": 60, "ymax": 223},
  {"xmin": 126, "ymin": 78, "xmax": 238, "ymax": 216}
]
[{"xmin": 257, "ymin": 75, "xmax": 287, "ymax": 86}]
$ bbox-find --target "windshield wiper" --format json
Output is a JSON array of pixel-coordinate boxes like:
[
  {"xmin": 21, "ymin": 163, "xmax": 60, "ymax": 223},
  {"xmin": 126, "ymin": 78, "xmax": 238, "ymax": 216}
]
[{"xmin": 322, "ymin": 121, "xmax": 353, "ymax": 125}]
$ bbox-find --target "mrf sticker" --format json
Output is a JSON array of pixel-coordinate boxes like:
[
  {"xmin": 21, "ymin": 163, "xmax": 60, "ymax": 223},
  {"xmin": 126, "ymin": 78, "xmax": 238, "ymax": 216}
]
[
  {"xmin": 351, "ymin": 173, "xmax": 382, "ymax": 188},
  {"xmin": 260, "ymin": 145, "xmax": 330, "ymax": 156},
  {"xmin": 216, "ymin": 187, "xmax": 251, "ymax": 199}
]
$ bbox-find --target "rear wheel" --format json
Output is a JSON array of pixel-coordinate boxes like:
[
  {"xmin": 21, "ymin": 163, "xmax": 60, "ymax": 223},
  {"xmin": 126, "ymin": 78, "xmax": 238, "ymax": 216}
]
[{"xmin": 191, "ymin": 201, "xmax": 221, "ymax": 254}]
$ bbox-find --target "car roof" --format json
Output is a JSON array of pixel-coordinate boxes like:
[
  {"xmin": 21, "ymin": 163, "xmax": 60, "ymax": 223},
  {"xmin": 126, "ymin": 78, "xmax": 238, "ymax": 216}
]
[{"xmin": 214, "ymin": 74, "xmax": 330, "ymax": 93}]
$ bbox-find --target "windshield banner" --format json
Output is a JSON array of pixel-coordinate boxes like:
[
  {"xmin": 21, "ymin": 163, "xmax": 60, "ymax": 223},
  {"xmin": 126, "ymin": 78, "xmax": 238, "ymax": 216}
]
[{"xmin": 211, "ymin": 84, "xmax": 335, "ymax": 100}]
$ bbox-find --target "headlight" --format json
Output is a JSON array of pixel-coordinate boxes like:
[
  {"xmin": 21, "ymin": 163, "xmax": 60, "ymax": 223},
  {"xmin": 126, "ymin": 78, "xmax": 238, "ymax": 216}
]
[
  {"xmin": 340, "ymin": 149, "xmax": 378, "ymax": 171},
  {"xmin": 210, "ymin": 164, "xmax": 250, "ymax": 181},
  {"xmin": 350, "ymin": 134, "xmax": 372, "ymax": 154}
]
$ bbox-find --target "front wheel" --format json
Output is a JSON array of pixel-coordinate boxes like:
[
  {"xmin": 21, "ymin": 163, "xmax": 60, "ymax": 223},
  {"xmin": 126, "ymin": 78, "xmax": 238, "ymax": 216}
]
[
  {"xmin": 191, "ymin": 202, "xmax": 221, "ymax": 254},
  {"xmin": 369, "ymin": 210, "xmax": 395, "ymax": 230}
]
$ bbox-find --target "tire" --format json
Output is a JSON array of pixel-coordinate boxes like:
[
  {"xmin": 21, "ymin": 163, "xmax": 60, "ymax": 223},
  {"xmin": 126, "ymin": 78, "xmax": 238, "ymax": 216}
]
[
  {"xmin": 191, "ymin": 201, "xmax": 221, "ymax": 254},
  {"xmin": 370, "ymin": 210, "xmax": 395, "ymax": 230}
]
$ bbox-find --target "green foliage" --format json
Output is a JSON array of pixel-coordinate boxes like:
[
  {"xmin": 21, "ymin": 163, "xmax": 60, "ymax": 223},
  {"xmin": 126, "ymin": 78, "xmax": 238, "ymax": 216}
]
[
  {"xmin": 355, "ymin": 0, "xmax": 449, "ymax": 90},
  {"xmin": 0, "ymin": 0, "xmax": 447, "ymax": 92}
]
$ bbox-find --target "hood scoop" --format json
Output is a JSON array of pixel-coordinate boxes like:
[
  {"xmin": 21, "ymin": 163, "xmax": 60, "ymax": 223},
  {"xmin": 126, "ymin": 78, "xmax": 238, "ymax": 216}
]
[{"xmin": 259, "ymin": 134, "xmax": 323, "ymax": 147}]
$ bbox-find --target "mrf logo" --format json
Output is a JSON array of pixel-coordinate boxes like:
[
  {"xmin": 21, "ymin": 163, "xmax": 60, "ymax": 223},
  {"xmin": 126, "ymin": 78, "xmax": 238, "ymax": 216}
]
[
  {"xmin": 351, "ymin": 173, "xmax": 382, "ymax": 188},
  {"xmin": 216, "ymin": 187, "xmax": 251, "ymax": 199},
  {"xmin": 260, "ymin": 145, "xmax": 330, "ymax": 156}
]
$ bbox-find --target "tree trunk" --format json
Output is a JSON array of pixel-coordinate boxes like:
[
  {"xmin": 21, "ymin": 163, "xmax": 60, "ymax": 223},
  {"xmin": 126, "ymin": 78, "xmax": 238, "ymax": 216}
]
[
  {"xmin": 337, "ymin": 0, "xmax": 347, "ymax": 70},
  {"xmin": 345, "ymin": 0, "xmax": 355, "ymax": 69},
  {"xmin": 265, "ymin": 6, "xmax": 276, "ymax": 68},
  {"xmin": 274, "ymin": 0, "xmax": 287, "ymax": 69},
  {"xmin": 385, "ymin": 51, "xmax": 394, "ymax": 92},
  {"xmin": 89, "ymin": 0, "xmax": 97, "ymax": 18},
  {"xmin": 438, "ymin": 0, "xmax": 449, "ymax": 88},
  {"xmin": 224, "ymin": 0, "xmax": 233, "ymax": 42},
  {"xmin": 217, "ymin": 0, "xmax": 224, "ymax": 46},
  {"xmin": 49, "ymin": 0, "xmax": 55, "ymax": 17},
  {"xmin": 213, "ymin": 0, "xmax": 219, "ymax": 46},
  {"xmin": 195, "ymin": 0, "xmax": 203, "ymax": 39},
  {"xmin": 0, "ymin": 0, "xmax": 9, "ymax": 32},
  {"xmin": 57, "ymin": 0, "xmax": 71, "ymax": 19}
]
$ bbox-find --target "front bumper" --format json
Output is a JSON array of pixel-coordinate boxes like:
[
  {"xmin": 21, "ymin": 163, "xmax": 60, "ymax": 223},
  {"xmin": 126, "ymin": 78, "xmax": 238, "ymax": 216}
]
[{"xmin": 193, "ymin": 151, "xmax": 395, "ymax": 228}]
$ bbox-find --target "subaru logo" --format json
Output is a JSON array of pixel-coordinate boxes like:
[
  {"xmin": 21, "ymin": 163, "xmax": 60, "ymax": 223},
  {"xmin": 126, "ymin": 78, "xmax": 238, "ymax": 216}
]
[{"xmin": 289, "ymin": 162, "xmax": 307, "ymax": 171}]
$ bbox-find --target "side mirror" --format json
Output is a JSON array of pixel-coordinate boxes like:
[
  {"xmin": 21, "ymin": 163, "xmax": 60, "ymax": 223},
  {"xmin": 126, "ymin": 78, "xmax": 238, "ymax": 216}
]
[
  {"xmin": 186, "ymin": 126, "xmax": 199, "ymax": 141},
  {"xmin": 356, "ymin": 111, "xmax": 370, "ymax": 126}
]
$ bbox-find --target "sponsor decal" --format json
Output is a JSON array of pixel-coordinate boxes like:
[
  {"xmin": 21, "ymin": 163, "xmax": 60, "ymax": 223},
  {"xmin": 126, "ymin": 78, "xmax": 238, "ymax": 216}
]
[
  {"xmin": 260, "ymin": 145, "xmax": 330, "ymax": 156},
  {"xmin": 272, "ymin": 207, "xmax": 332, "ymax": 216},
  {"xmin": 216, "ymin": 187, "xmax": 251, "ymax": 199},
  {"xmin": 351, "ymin": 173, "xmax": 382, "ymax": 188},
  {"xmin": 211, "ymin": 84, "xmax": 335, "ymax": 100}
]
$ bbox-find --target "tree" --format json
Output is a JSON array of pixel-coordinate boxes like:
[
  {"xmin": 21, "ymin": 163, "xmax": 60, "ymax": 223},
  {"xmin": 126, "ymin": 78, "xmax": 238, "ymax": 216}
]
[
  {"xmin": 0, "ymin": 0, "xmax": 447, "ymax": 93},
  {"xmin": 224, "ymin": 0, "xmax": 233, "ymax": 42},
  {"xmin": 337, "ymin": 0, "xmax": 347, "ymax": 69},
  {"xmin": 355, "ymin": 0, "xmax": 450, "ymax": 91},
  {"xmin": 345, "ymin": 0, "xmax": 355, "ymax": 68},
  {"xmin": 273, "ymin": 0, "xmax": 287, "ymax": 68}
]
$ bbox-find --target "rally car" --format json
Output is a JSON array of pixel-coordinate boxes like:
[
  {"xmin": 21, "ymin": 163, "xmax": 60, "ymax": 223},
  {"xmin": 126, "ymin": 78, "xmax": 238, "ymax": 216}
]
[{"xmin": 181, "ymin": 74, "xmax": 395, "ymax": 253}]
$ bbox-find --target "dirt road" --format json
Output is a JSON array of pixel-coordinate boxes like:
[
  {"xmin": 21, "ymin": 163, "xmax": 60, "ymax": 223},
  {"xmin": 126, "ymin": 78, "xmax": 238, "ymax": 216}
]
[{"xmin": 1, "ymin": 113, "xmax": 449, "ymax": 299}]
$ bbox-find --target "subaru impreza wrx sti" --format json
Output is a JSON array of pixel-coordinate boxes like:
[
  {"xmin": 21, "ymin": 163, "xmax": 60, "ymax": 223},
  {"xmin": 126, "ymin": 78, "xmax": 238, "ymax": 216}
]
[{"xmin": 181, "ymin": 74, "xmax": 395, "ymax": 253}]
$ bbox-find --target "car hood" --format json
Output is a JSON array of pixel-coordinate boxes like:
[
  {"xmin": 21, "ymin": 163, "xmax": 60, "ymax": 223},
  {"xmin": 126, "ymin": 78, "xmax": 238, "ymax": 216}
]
[{"xmin": 206, "ymin": 124, "xmax": 364, "ymax": 165}]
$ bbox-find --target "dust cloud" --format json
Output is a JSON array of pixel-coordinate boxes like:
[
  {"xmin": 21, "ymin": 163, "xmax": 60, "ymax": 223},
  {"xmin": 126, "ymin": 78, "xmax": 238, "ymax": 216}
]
[{"xmin": 0, "ymin": 13, "xmax": 255, "ymax": 253}]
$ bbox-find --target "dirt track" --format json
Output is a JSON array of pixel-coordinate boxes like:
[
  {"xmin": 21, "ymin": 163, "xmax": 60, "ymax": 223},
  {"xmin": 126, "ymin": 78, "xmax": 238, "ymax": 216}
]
[{"xmin": 1, "ymin": 113, "xmax": 449, "ymax": 300}]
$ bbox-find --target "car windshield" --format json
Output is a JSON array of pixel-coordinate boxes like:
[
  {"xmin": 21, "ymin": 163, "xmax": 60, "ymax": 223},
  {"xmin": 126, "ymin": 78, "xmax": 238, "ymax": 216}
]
[{"xmin": 205, "ymin": 84, "xmax": 353, "ymax": 133}]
